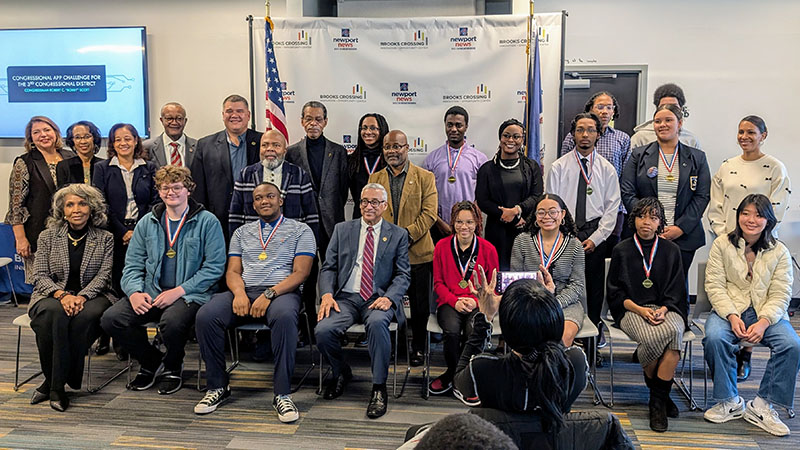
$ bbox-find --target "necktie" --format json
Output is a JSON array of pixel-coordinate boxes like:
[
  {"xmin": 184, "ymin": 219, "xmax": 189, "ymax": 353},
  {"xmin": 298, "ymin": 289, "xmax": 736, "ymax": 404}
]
[
  {"xmin": 575, "ymin": 157, "xmax": 588, "ymax": 228},
  {"xmin": 169, "ymin": 142, "xmax": 182, "ymax": 166},
  {"xmin": 359, "ymin": 226, "xmax": 375, "ymax": 301}
]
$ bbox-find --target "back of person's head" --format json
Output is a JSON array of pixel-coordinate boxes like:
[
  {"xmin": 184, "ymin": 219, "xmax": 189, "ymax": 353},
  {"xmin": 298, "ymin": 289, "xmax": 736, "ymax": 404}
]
[
  {"xmin": 499, "ymin": 279, "xmax": 570, "ymax": 433},
  {"xmin": 415, "ymin": 413, "xmax": 518, "ymax": 450}
]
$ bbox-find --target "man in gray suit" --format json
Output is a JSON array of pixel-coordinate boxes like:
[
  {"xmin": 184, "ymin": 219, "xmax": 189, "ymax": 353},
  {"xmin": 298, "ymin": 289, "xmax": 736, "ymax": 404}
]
[
  {"xmin": 315, "ymin": 183, "xmax": 411, "ymax": 419},
  {"xmin": 191, "ymin": 94, "xmax": 262, "ymax": 241},
  {"xmin": 144, "ymin": 102, "xmax": 197, "ymax": 168}
]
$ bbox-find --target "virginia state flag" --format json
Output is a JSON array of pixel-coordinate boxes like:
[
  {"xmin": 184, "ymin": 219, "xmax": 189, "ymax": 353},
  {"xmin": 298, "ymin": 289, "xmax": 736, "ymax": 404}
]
[{"xmin": 525, "ymin": 20, "xmax": 543, "ymax": 163}]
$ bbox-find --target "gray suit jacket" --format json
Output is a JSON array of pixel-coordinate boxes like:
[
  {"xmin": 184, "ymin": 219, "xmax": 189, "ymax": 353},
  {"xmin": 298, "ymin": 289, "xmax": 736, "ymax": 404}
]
[
  {"xmin": 143, "ymin": 133, "xmax": 197, "ymax": 168},
  {"xmin": 286, "ymin": 136, "xmax": 349, "ymax": 241},
  {"xmin": 319, "ymin": 219, "xmax": 411, "ymax": 318},
  {"xmin": 30, "ymin": 224, "xmax": 114, "ymax": 309}
]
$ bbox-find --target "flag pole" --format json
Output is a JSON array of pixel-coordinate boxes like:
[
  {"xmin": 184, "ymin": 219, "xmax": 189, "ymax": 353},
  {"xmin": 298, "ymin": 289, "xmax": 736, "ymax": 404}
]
[{"xmin": 525, "ymin": 1, "xmax": 534, "ymax": 158}]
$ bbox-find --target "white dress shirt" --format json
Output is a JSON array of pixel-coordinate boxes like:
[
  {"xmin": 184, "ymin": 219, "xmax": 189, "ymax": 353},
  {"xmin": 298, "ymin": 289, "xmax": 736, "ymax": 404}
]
[
  {"xmin": 546, "ymin": 149, "xmax": 620, "ymax": 245},
  {"xmin": 344, "ymin": 218, "xmax": 383, "ymax": 294},
  {"xmin": 109, "ymin": 156, "xmax": 147, "ymax": 220},
  {"xmin": 162, "ymin": 133, "xmax": 187, "ymax": 166}
]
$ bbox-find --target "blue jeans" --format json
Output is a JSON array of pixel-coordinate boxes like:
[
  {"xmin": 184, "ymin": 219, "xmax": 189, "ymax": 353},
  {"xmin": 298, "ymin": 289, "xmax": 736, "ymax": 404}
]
[{"xmin": 703, "ymin": 308, "xmax": 800, "ymax": 409}]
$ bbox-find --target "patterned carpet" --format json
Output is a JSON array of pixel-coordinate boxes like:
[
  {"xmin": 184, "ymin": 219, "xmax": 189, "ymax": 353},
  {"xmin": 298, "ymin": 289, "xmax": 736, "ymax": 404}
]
[{"xmin": 0, "ymin": 303, "xmax": 798, "ymax": 449}]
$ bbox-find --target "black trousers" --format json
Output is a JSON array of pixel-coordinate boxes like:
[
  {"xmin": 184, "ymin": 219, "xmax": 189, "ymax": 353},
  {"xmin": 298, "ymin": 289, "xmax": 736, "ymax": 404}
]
[
  {"xmin": 101, "ymin": 297, "xmax": 200, "ymax": 372},
  {"xmin": 29, "ymin": 295, "xmax": 111, "ymax": 393},
  {"xmin": 585, "ymin": 241, "xmax": 608, "ymax": 326},
  {"xmin": 680, "ymin": 248, "xmax": 696, "ymax": 306},
  {"xmin": 437, "ymin": 304, "xmax": 478, "ymax": 379},
  {"xmin": 409, "ymin": 262, "xmax": 433, "ymax": 353}
]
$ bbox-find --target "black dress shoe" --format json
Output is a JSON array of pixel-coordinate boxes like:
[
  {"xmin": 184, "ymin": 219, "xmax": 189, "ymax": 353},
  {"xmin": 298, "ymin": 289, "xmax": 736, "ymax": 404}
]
[
  {"xmin": 128, "ymin": 364, "xmax": 163, "ymax": 391},
  {"xmin": 366, "ymin": 389, "xmax": 387, "ymax": 419},
  {"xmin": 157, "ymin": 369, "xmax": 183, "ymax": 395},
  {"xmin": 323, "ymin": 365, "xmax": 352, "ymax": 400},
  {"xmin": 736, "ymin": 351, "xmax": 751, "ymax": 382},
  {"xmin": 49, "ymin": 391, "xmax": 69, "ymax": 412},
  {"xmin": 30, "ymin": 389, "xmax": 49, "ymax": 405},
  {"xmin": 410, "ymin": 351, "xmax": 424, "ymax": 367}
]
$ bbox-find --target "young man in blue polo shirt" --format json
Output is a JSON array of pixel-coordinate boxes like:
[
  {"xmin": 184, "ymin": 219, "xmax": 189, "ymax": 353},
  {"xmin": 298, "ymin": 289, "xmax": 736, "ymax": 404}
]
[{"xmin": 193, "ymin": 182, "xmax": 315, "ymax": 423}]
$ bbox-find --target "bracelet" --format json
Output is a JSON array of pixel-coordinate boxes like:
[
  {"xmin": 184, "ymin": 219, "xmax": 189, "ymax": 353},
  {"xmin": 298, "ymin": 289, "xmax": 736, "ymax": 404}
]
[{"xmin": 56, "ymin": 291, "xmax": 69, "ymax": 301}]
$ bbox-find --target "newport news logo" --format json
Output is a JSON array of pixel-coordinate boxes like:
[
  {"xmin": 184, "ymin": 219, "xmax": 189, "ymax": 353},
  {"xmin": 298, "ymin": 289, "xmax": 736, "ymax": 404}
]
[
  {"xmin": 319, "ymin": 83, "xmax": 367, "ymax": 103},
  {"xmin": 273, "ymin": 30, "xmax": 312, "ymax": 48},
  {"xmin": 517, "ymin": 89, "xmax": 527, "ymax": 104},
  {"xmin": 380, "ymin": 30, "xmax": 429, "ymax": 49},
  {"xmin": 391, "ymin": 82, "xmax": 418, "ymax": 105},
  {"xmin": 451, "ymin": 26, "xmax": 477, "ymax": 50},
  {"xmin": 342, "ymin": 134, "xmax": 356, "ymax": 152},
  {"xmin": 409, "ymin": 136, "xmax": 428, "ymax": 153},
  {"xmin": 333, "ymin": 28, "xmax": 359, "ymax": 51},
  {"xmin": 442, "ymin": 84, "xmax": 492, "ymax": 103},
  {"xmin": 280, "ymin": 82, "xmax": 296, "ymax": 104}
]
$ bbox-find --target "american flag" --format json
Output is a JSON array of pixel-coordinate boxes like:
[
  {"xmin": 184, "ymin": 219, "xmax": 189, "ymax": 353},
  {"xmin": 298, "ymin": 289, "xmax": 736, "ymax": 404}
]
[{"xmin": 265, "ymin": 19, "xmax": 288, "ymax": 142}]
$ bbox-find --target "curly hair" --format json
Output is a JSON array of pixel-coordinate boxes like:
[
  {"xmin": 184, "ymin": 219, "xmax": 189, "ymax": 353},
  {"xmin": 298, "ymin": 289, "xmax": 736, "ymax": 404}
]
[
  {"xmin": 65, "ymin": 120, "xmax": 102, "ymax": 154},
  {"xmin": 47, "ymin": 184, "xmax": 108, "ymax": 229},
  {"xmin": 653, "ymin": 83, "xmax": 686, "ymax": 108},
  {"xmin": 584, "ymin": 91, "xmax": 620, "ymax": 121},
  {"xmin": 524, "ymin": 193, "xmax": 577, "ymax": 237},
  {"xmin": 106, "ymin": 123, "xmax": 145, "ymax": 159},
  {"xmin": 570, "ymin": 112, "xmax": 603, "ymax": 137},
  {"xmin": 154, "ymin": 165, "xmax": 196, "ymax": 193},
  {"xmin": 627, "ymin": 197, "xmax": 666, "ymax": 235},
  {"xmin": 449, "ymin": 201, "xmax": 483, "ymax": 238},
  {"xmin": 24, "ymin": 116, "xmax": 64, "ymax": 153}
]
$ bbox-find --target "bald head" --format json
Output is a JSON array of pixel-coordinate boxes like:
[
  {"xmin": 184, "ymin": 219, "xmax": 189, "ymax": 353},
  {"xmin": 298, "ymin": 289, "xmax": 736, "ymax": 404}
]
[
  {"xmin": 159, "ymin": 102, "xmax": 188, "ymax": 140},
  {"xmin": 260, "ymin": 129, "xmax": 288, "ymax": 169},
  {"xmin": 383, "ymin": 129, "xmax": 409, "ymax": 170}
]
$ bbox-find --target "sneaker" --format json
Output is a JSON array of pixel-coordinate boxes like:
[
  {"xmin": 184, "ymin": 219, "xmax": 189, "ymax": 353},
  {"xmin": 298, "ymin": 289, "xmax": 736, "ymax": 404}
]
[
  {"xmin": 273, "ymin": 394, "xmax": 300, "ymax": 423},
  {"xmin": 453, "ymin": 388, "xmax": 480, "ymax": 407},
  {"xmin": 194, "ymin": 386, "xmax": 231, "ymax": 415},
  {"xmin": 704, "ymin": 396, "xmax": 745, "ymax": 423},
  {"xmin": 428, "ymin": 376, "xmax": 453, "ymax": 395},
  {"xmin": 128, "ymin": 363, "xmax": 164, "ymax": 391},
  {"xmin": 743, "ymin": 399, "xmax": 790, "ymax": 437}
]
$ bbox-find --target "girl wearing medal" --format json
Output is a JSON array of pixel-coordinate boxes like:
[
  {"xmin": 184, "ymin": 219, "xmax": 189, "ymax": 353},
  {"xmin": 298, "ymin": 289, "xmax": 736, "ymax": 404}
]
[
  {"xmin": 607, "ymin": 197, "xmax": 687, "ymax": 432},
  {"xmin": 510, "ymin": 194, "xmax": 585, "ymax": 347},
  {"xmin": 620, "ymin": 103, "xmax": 710, "ymax": 306},
  {"xmin": 347, "ymin": 113, "xmax": 389, "ymax": 219},
  {"xmin": 429, "ymin": 201, "xmax": 498, "ymax": 395}
]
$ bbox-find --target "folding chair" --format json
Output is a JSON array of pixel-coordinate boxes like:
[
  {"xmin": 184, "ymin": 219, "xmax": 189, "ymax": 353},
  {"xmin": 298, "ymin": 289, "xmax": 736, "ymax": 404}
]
[{"xmin": 127, "ymin": 322, "xmax": 203, "ymax": 391}]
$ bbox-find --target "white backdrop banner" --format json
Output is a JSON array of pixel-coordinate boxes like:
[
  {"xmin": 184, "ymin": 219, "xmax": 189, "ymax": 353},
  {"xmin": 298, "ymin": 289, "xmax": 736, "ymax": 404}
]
[{"xmin": 252, "ymin": 14, "xmax": 563, "ymax": 167}]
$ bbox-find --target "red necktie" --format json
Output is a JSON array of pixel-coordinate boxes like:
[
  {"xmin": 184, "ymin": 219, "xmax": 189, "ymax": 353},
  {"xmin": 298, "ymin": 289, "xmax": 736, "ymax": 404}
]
[
  {"xmin": 359, "ymin": 226, "xmax": 374, "ymax": 301},
  {"xmin": 169, "ymin": 142, "xmax": 182, "ymax": 166}
]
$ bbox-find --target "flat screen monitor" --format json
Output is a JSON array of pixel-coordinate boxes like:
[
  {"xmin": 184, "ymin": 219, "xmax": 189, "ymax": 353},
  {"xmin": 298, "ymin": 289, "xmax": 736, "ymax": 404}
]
[{"xmin": 0, "ymin": 26, "xmax": 149, "ymax": 138}]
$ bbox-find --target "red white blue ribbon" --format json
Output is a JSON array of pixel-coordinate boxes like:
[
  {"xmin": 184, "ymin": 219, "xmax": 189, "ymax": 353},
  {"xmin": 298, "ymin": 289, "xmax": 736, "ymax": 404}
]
[
  {"xmin": 537, "ymin": 231, "xmax": 563, "ymax": 270},
  {"xmin": 166, "ymin": 205, "xmax": 190, "ymax": 250},
  {"xmin": 363, "ymin": 156, "xmax": 380, "ymax": 176},
  {"xmin": 633, "ymin": 234, "xmax": 659, "ymax": 280},
  {"xmin": 447, "ymin": 140, "xmax": 467, "ymax": 177},
  {"xmin": 658, "ymin": 145, "xmax": 679, "ymax": 175},
  {"xmin": 573, "ymin": 150, "xmax": 594, "ymax": 186},
  {"xmin": 259, "ymin": 214, "xmax": 285, "ymax": 253}
]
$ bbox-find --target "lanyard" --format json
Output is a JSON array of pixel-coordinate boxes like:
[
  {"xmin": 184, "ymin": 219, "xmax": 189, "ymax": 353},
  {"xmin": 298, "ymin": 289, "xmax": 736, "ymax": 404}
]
[
  {"xmin": 536, "ymin": 231, "xmax": 563, "ymax": 270},
  {"xmin": 573, "ymin": 150, "xmax": 594, "ymax": 186},
  {"xmin": 447, "ymin": 140, "xmax": 467, "ymax": 175},
  {"xmin": 166, "ymin": 206, "xmax": 189, "ymax": 250},
  {"xmin": 259, "ymin": 215, "xmax": 285, "ymax": 253},
  {"xmin": 452, "ymin": 236, "xmax": 478, "ymax": 288},
  {"xmin": 658, "ymin": 145, "xmax": 679, "ymax": 174},
  {"xmin": 633, "ymin": 234, "xmax": 659, "ymax": 280},
  {"xmin": 363, "ymin": 156, "xmax": 380, "ymax": 176}
]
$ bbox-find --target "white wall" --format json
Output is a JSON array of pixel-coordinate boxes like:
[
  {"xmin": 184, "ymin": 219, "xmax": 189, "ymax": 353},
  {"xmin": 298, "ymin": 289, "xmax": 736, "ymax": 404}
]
[{"xmin": 2, "ymin": 0, "xmax": 799, "ymax": 295}]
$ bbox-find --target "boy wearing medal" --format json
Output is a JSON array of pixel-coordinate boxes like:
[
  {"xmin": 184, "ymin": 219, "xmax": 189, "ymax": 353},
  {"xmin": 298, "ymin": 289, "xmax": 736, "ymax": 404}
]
[
  {"xmin": 101, "ymin": 166, "xmax": 226, "ymax": 395},
  {"xmin": 606, "ymin": 197, "xmax": 687, "ymax": 432},
  {"xmin": 194, "ymin": 182, "xmax": 315, "ymax": 422},
  {"xmin": 546, "ymin": 112, "xmax": 620, "ymax": 350}
]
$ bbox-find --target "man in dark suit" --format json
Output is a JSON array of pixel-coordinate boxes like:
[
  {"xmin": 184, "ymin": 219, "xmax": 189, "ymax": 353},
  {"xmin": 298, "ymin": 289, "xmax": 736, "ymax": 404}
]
[
  {"xmin": 286, "ymin": 101, "xmax": 349, "ymax": 335},
  {"xmin": 315, "ymin": 183, "xmax": 411, "ymax": 419},
  {"xmin": 143, "ymin": 102, "xmax": 197, "ymax": 168},
  {"xmin": 191, "ymin": 94, "xmax": 262, "ymax": 240}
]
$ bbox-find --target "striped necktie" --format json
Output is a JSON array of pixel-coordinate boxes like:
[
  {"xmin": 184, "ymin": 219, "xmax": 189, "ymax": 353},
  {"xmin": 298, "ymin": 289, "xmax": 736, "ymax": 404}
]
[
  {"xmin": 169, "ymin": 142, "xmax": 182, "ymax": 166},
  {"xmin": 359, "ymin": 226, "xmax": 375, "ymax": 301}
]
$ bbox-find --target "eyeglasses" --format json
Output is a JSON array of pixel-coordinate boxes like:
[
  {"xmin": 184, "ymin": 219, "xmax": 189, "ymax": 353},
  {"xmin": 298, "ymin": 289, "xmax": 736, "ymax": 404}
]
[
  {"xmin": 158, "ymin": 185, "xmax": 186, "ymax": 194},
  {"xmin": 360, "ymin": 199, "xmax": 385, "ymax": 208},
  {"xmin": 501, "ymin": 133, "xmax": 523, "ymax": 140},
  {"xmin": 383, "ymin": 143, "xmax": 408, "ymax": 151},
  {"xmin": 161, "ymin": 116, "xmax": 185, "ymax": 123},
  {"xmin": 535, "ymin": 208, "xmax": 562, "ymax": 218},
  {"xmin": 360, "ymin": 126, "xmax": 380, "ymax": 132},
  {"xmin": 575, "ymin": 128, "xmax": 598, "ymax": 135},
  {"xmin": 454, "ymin": 219, "xmax": 476, "ymax": 227},
  {"xmin": 73, "ymin": 135, "xmax": 94, "ymax": 141},
  {"xmin": 593, "ymin": 104, "xmax": 614, "ymax": 111}
]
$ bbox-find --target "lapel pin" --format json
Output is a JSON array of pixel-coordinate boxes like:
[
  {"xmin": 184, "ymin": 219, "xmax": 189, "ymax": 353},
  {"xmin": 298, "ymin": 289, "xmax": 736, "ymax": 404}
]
[
  {"xmin": 251, "ymin": 141, "xmax": 256, "ymax": 146},
  {"xmin": 382, "ymin": 236, "xmax": 388, "ymax": 242},
  {"xmin": 328, "ymin": 152, "xmax": 332, "ymax": 157}
]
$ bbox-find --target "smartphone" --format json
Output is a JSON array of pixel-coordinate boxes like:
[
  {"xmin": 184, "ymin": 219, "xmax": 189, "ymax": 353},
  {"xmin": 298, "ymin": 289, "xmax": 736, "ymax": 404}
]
[{"xmin": 496, "ymin": 271, "xmax": 539, "ymax": 294}]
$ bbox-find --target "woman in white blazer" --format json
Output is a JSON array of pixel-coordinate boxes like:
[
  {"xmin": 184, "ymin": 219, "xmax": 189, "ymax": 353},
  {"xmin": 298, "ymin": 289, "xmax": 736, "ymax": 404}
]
[{"xmin": 702, "ymin": 194, "xmax": 799, "ymax": 437}]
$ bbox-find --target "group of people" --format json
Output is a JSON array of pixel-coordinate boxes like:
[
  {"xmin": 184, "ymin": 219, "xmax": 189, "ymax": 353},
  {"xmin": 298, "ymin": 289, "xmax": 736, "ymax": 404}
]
[{"xmin": 5, "ymin": 83, "xmax": 798, "ymax": 439}]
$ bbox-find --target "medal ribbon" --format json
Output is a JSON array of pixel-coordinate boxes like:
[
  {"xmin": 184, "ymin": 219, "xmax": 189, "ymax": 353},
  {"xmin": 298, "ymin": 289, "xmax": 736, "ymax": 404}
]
[
  {"xmin": 452, "ymin": 236, "xmax": 478, "ymax": 280},
  {"xmin": 633, "ymin": 235, "xmax": 659, "ymax": 280},
  {"xmin": 573, "ymin": 150, "xmax": 594, "ymax": 186},
  {"xmin": 658, "ymin": 145, "xmax": 679, "ymax": 175},
  {"xmin": 259, "ymin": 215, "xmax": 285, "ymax": 253},
  {"xmin": 536, "ymin": 231, "xmax": 563, "ymax": 270},
  {"xmin": 363, "ymin": 156, "xmax": 380, "ymax": 176},
  {"xmin": 447, "ymin": 140, "xmax": 467, "ymax": 177},
  {"xmin": 166, "ymin": 206, "xmax": 190, "ymax": 250}
]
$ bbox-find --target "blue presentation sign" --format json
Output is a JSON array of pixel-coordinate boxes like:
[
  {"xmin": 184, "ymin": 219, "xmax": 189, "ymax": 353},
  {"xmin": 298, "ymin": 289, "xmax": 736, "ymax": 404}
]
[{"xmin": 7, "ymin": 65, "xmax": 107, "ymax": 102}]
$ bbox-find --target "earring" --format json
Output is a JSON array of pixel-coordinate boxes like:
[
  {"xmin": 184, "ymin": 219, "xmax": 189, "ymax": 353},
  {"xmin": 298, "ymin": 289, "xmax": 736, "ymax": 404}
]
[{"xmin": 561, "ymin": 218, "xmax": 565, "ymax": 225}]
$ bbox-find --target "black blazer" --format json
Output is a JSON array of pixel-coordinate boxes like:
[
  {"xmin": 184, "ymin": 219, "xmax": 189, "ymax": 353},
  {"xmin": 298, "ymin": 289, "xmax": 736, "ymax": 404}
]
[
  {"xmin": 191, "ymin": 128, "xmax": 261, "ymax": 239},
  {"xmin": 56, "ymin": 155, "xmax": 103, "ymax": 188},
  {"xmin": 92, "ymin": 159, "xmax": 159, "ymax": 238},
  {"xmin": 620, "ymin": 141, "xmax": 710, "ymax": 251},
  {"xmin": 475, "ymin": 156, "xmax": 543, "ymax": 224}
]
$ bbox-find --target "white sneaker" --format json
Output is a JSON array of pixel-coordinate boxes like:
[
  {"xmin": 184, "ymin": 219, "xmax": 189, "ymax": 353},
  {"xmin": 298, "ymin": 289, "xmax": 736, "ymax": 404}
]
[
  {"xmin": 704, "ymin": 396, "xmax": 745, "ymax": 423},
  {"xmin": 273, "ymin": 394, "xmax": 300, "ymax": 423},
  {"xmin": 743, "ymin": 399, "xmax": 790, "ymax": 437},
  {"xmin": 194, "ymin": 386, "xmax": 231, "ymax": 415}
]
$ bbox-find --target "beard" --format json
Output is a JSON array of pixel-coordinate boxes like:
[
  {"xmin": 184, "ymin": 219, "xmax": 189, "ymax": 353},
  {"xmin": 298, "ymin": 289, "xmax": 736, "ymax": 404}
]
[{"xmin": 263, "ymin": 155, "xmax": 284, "ymax": 170}]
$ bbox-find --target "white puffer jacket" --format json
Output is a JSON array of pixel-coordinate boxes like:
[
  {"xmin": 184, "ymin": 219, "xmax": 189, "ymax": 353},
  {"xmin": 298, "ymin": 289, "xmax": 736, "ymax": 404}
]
[{"xmin": 705, "ymin": 235, "xmax": 793, "ymax": 325}]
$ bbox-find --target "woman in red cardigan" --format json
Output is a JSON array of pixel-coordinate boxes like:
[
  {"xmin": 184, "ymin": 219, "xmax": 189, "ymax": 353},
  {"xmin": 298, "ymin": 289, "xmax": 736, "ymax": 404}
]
[{"xmin": 429, "ymin": 201, "xmax": 499, "ymax": 395}]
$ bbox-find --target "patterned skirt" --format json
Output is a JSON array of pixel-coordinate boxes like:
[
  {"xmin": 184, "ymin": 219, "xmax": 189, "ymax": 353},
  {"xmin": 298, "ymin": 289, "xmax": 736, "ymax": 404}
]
[{"xmin": 619, "ymin": 305, "xmax": 683, "ymax": 367}]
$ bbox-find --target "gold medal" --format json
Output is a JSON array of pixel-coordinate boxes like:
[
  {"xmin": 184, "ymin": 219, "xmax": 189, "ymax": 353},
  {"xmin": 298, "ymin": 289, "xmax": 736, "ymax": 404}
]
[
  {"xmin": 458, "ymin": 280, "xmax": 468, "ymax": 289},
  {"xmin": 665, "ymin": 175, "xmax": 676, "ymax": 182},
  {"xmin": 166, "ymin": 248, "xmax": 176, "ymax": 258},
  {"xmin": 448, "ymin": 175, "xmax": 457, "ymax": 183},
  {"xmin": 586, "ymin": 186, "xmax": 593, "ymax": 195},
  {"xmin": 642, "ymin": 278, "xmax": 653, "ymax": 288},
  {"xmin": 259, "ymin": 252, "xmax": 267, "ymax": 260}
]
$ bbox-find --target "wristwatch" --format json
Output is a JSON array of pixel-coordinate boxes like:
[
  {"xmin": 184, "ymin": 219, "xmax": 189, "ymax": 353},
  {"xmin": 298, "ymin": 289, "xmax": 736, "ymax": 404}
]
[{"xmin": 264, "ymin": 288, "xmax": 277, "ymax": 300}]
